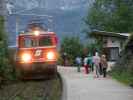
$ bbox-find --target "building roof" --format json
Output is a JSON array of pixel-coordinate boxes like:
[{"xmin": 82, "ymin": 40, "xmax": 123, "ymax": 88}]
[{"xmin": 90, "ymin": 30, "xmax": 130, "ymax": 39}]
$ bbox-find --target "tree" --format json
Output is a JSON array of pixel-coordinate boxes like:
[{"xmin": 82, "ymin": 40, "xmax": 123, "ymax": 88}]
[
  {"xmin": 60, "ymin": 37, "xmax": 83, "ymax": 65},
  {"xmin": 86, "ymin": 0, "xmax": 133, "ymax": 85},
  {"xmin": 0, "ymin": 16, "xmax": 14, "ymax": 80},
  {"xmin": 85, "ymin": 0, "xmax": 133, "ymax": 33},
  {"xmin": 0, "ymin": 17, "xmax": 8, "ymax": 75}
]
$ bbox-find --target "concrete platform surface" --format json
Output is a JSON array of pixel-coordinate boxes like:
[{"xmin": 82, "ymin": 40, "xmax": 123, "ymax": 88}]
[{"xmin": 58, "ymin": 66, "xmax": 133, "ymax": 100}]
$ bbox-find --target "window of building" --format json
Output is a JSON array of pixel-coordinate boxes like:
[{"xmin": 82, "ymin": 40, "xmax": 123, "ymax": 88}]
[{"xmin": 103, "ymin": 47, "xmax": 119, "ymax": 61}]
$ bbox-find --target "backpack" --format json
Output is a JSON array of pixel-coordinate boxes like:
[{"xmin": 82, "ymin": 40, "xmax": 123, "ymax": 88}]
[{"xmin": 87, "ymin": 57, "xmax": 92, "ymax": 65}]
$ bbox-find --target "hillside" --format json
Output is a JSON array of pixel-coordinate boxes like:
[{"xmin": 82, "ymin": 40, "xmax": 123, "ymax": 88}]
[{"xmin": 6, "ymin": 0, "xmax": 94, "ymax": 45}]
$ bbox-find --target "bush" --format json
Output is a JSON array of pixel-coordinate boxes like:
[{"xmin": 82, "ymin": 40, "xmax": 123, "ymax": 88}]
[
  {"xmin": 60, "ymin": 36, "xmax": 83, "ymax": 65},
  {"xmin": 111, "ymin": 34, "xmax": 133, "ymax": 86},
  {"xmin": 0, "ymin": 41, "xmax": 15, "ymax": 80},
  {"xmin": 0, "ymin": 16, "xmax": 16, "ymax": 80}
]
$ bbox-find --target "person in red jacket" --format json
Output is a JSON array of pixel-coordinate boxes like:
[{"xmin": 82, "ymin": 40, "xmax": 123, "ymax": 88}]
[{"xmin": 83, "ymin": 56, "xmax": 89, "ymax": 74}]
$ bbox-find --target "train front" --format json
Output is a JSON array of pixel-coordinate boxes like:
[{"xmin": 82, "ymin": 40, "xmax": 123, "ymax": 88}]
[{"xmin": 15, "ymin": 28, "xmax": 58, "ymax": 78}]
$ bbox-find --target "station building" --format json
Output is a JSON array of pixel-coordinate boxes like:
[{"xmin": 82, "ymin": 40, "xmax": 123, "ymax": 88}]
[{"xmin": 90, "ymin": 30, "xmax": 130, "ymax": 62}]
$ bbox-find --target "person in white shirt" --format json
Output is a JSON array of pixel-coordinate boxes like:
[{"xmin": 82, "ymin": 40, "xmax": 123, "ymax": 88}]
[{"xmin": 93, "ymin": 52, "xmax": 101, "ymax": 78}]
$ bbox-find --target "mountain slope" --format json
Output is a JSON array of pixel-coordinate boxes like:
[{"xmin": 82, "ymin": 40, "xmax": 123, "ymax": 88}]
[{"xmin": 7, "ymin": 0, "xmax": 94, "ymax": 45}]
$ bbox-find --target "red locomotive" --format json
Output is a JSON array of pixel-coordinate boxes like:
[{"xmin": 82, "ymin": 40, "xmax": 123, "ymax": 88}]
[{"xmin": 15, "ymin": 24, "xmax": 58, "ymax": 78}]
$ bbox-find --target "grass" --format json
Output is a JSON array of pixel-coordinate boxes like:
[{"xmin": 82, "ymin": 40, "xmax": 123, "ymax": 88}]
[
  {"xmin": 111, "ymin": 71, "xmax": 133, "ymax": 86},
  {"xmin": 48, "ymin": 74, "xmax": 62, "ymax": 100}
]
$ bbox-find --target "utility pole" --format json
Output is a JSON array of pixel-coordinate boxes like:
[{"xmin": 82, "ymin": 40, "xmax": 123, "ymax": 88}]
[{"xmin": 15, "ymin": 16, "xmax": 19, "ymax": 36}]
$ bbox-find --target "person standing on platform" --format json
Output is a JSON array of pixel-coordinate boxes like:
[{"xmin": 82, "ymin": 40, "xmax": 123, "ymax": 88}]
[
  {"xmin": 87, "ymin": 54, "xmax": 93, "ymax": 72},
  {"xmin": 83, "ymin": 56, "xmax": 89, "ymax": 74},
  {"xmin": 100, "ymin": 55, "xmax": 108, "ymax": 78},
  {"xmin": 75, "ymin": 56, "xmax": 82, "ymax": 72},
  {"xmin": 93, "ymin": 52, "xmax": 101, "ymax": 78}
]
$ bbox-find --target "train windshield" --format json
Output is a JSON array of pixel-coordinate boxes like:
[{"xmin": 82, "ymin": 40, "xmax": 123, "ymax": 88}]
[
  {"xmin": 39, "ymin": 36, "xmax": 52, "ymax": 46},
  {"xmin": 22, "ymin": 38, "xmax": 35, "ymax": 48},
  {"xmin": 21, "ymin": 36, "xmax": 53, "ymax": 48}
]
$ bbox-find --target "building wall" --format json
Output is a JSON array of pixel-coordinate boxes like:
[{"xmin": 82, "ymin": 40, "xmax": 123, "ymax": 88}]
[
  {"xmin": 102, "ymin": 37, "xmax": 125, "ymax": 61},
  {"xmin": 107, "ymin": 37, "xmax": 121, "ymax": 52}
]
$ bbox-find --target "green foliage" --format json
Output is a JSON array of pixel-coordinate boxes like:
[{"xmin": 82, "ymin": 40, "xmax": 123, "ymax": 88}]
[
  {"xmin": 85, "ymin": 43, "xmax": 102, "ymax": 55},
  {"xmin": 60, "ymin": 36, "xmax": 83, "ymax": 64},
  {"xmin": 111, "ymin": 34, "xmax": 133, "ymax": 85},
  {"xmin": 85, "ymin": 0, "xmax": 133, "ymax": 33},
  {"xmin": 0, "ymin": 16, "xmax": 15, "ymax": 80},
  {"xmin": 111, "ymin": 71, "xmax": 133, "ymax": 85}
]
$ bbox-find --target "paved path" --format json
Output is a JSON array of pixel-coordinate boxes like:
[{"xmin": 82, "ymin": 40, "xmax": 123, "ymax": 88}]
[{"xmin": 58, "ymin": 66, "xmax": 133, "ymax": 100}]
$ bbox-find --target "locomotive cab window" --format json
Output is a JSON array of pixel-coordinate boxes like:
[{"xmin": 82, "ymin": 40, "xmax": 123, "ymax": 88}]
[
  {"xmin": 21, "ymin": 37, "xmax": 36, "ymax": 48},
  {"xmin": 20, "ymin": 36, "xmax": 53, "ymax": 48},
  {"xmin": 39, "ymin": 36, "xmax": 52, "ymax": 46}
]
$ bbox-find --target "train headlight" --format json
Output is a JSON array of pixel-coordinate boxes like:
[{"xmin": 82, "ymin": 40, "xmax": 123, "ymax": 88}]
[
  {"xmin": 34, "ymin": 30, "xmax": 40, "ymax": 36},
  {"xmin": 46, "ymin": 52, "xmax": 55, "ymax": 60},
  {"xmin": 21, "ymin": 53, "xmax": 31, "ymax": 63}
]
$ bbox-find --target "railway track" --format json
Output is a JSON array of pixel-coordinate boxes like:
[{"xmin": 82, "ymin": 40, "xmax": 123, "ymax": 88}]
[{"xmin": 0, "ymin": 75, "xmax": 62, "ymax": 100}]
